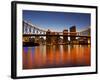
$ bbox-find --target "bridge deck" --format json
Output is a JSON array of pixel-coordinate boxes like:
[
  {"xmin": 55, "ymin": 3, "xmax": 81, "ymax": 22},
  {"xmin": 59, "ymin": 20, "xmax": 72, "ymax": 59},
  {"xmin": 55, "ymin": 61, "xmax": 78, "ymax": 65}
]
[{"xmin": 23, "ymin": 34, "xmax": 90, "ymax": 38}]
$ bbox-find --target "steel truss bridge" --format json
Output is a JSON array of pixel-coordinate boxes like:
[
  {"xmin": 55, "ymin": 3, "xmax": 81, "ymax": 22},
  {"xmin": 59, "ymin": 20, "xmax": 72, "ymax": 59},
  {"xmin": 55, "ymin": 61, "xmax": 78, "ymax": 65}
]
[{"xmin": 23, "ymin": 21, "xmax": 90, "ymax": 38}]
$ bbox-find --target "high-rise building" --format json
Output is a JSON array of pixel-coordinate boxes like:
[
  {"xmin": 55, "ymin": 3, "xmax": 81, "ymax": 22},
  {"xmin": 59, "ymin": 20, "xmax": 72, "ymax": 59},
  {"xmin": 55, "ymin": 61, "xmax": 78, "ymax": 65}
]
[
  {"xmin": 46, "ymin": 29, "xmax": 51, "ymax": 45},
  {"xmin": 70, "ymin": 26, "xmax": 76, "ymax": 42},
  {"xmin": 63, "ymin": 29, "xmax": 68, "ymax": 44}
]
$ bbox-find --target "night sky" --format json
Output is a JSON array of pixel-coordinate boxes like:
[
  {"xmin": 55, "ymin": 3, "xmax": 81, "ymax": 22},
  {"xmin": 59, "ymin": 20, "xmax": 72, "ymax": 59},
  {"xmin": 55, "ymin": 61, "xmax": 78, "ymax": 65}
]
[{"xmin": 23, "ymin": 10, "xmax": 91, "ymax": 32}]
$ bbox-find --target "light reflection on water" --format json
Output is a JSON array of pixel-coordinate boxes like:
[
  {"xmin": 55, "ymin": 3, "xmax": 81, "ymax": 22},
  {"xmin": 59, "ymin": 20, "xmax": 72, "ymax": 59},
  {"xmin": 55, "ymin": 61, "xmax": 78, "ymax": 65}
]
[{"xmin": 23, "ymin": 45, "xmax": 90, "ymax": 69}]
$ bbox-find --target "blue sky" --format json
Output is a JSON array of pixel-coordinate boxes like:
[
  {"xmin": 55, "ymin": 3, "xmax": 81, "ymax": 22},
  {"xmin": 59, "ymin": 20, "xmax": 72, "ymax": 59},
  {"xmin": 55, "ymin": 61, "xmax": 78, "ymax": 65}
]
[{"xmin": 23, "ymin": 10, "xmax": 90, "ymax": 32}]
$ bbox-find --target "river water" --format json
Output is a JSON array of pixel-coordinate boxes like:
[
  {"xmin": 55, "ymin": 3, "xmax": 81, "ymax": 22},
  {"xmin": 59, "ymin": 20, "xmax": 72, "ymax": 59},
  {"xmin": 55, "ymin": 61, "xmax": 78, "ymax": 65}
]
[{"xmin": 23, "ymin": 45, "xmax": 90, "ymax": 69}]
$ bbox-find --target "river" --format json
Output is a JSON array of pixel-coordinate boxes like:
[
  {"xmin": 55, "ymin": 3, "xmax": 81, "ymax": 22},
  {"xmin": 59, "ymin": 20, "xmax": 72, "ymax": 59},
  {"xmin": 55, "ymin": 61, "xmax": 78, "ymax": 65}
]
[{"xmin": 23, "ymin": 45, "xmax": 90, "ymax": 69}]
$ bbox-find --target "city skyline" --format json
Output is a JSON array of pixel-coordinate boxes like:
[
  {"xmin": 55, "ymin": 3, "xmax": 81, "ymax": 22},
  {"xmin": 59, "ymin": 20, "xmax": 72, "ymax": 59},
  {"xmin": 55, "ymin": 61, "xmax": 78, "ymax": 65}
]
[{"xmin": 23, "ymin": 10, "xmax": 91, "ymax": 32}]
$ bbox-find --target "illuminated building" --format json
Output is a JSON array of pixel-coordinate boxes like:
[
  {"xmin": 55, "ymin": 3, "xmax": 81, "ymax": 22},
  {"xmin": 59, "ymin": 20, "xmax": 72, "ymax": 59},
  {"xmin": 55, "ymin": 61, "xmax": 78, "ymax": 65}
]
[
  {"xmin": 70, "ymin": 26, "xmax": 76, "ymax": 42},
  {"xmin": 63, "ymin": 29, "xmax": 68, "ymax": 44},
  {"xmin": 46, "ymin": 29, "xmax": 51, "ymax": 45}
]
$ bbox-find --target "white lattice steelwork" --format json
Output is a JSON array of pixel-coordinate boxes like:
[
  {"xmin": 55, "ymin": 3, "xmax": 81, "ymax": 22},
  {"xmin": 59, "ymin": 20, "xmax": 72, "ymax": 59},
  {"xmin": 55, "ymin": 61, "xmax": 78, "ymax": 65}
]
[{"xmin": 23, "ymin": 21, "xmax": 46, "ymax": 35}]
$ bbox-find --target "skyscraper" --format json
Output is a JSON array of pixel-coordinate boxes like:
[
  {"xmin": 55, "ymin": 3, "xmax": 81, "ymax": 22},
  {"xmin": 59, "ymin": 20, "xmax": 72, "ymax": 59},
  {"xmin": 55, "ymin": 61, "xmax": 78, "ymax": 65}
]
[
  {"xmin": 46, "ymin": 29, "xmax": 51, "ymax": 45},
  {"xmin": 70, "ymin": 26, "xmax": 76, "ymax": 42},
  {"xmin": 63, "ymin": 29, "xmax": 68, "ymax": 44}
]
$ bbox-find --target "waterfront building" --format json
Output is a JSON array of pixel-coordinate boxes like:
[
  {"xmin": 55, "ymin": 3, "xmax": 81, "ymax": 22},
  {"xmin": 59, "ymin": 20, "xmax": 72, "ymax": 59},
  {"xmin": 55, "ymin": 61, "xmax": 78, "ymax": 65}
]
[
  {"xmin": 46, "ymin": 29, "xmax": 51, "ymax": 45},
  {"xmin": 51, "ymin": 32, "xmax": 60, "ymax": 44},
  {"xmin": 63, "ymin": 29, "xmax": 68, "ymax": 44},
  {"xmin": 70, "ymin": 26, "xmax": 76, "ymax": 42}
]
